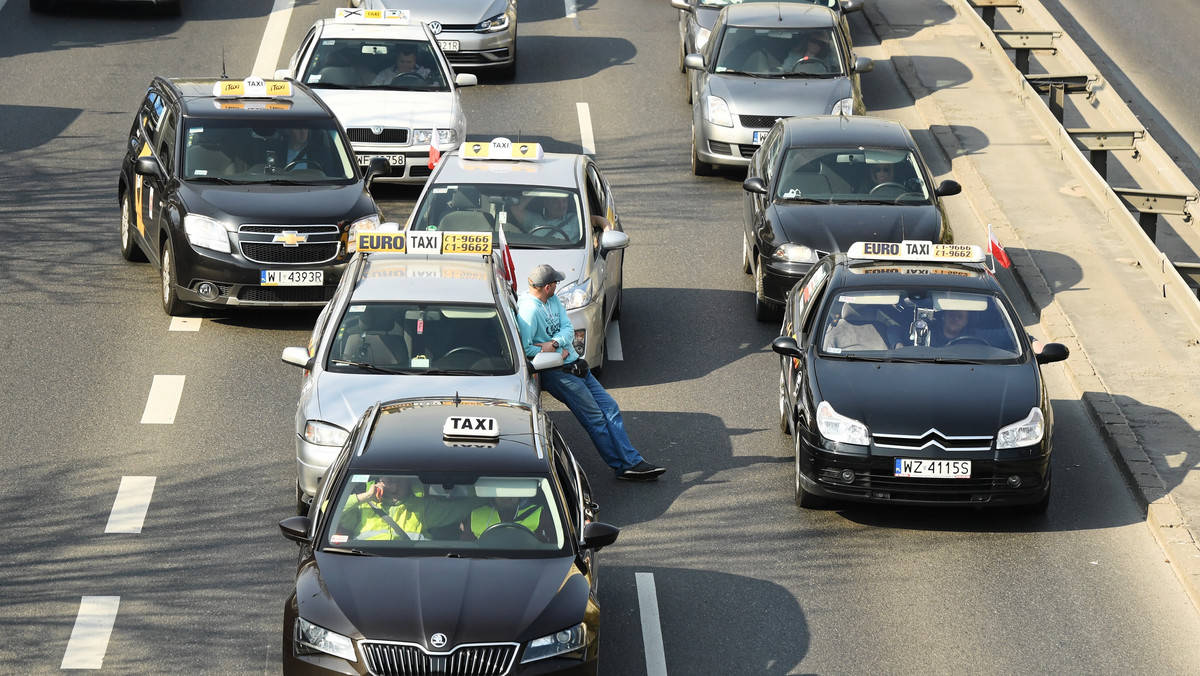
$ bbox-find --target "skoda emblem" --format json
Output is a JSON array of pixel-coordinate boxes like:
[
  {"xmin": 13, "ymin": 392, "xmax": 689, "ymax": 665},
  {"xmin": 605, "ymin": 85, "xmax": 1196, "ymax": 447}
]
[
  {"xmin": 430, "ymin": 632, "xmax": 448, "ymax": 649},
  {"xmin": 429, "ymin": 21, "xmax": 443, "ymax": 34},
  {"xmin": 371, "ymin": 125, "xmax": 384, "ymax": 136}
]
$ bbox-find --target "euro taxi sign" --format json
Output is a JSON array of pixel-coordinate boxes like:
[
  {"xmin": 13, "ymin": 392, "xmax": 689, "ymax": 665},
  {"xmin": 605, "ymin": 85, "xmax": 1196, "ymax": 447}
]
[
  {"xmin": 443, "ymin": 415, "xmax": 500, "ymax": 440},
  {"xmin": 212, "ymin": 77, "xmax": 292, "ymax": 98},
  {"xmin": 356, "ymin": 230, "xmax": 495, "ymax": 255},
  {"xmin": 847, "ymin": 240, "xmax": 985, "ymax": 263},
  {"xmin": 461, "ymin": 137, "xmax": 544, "ymax": 161},
  {"xmin": 335, "ymin": 7, "xmax": 411, "ymax": 23}
]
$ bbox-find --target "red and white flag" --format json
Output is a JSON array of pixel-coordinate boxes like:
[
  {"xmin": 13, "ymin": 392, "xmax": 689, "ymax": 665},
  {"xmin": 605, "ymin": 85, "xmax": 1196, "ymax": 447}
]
[
  {"xmin": 427, "ymin": 128, "xmax": 441, "ymax": 169},
  {"xmin": 988, "ymin": 224, "xmax": 1011, "ymax": 269},
  {"xmin": 497, "ymin": 223, "xmax": 518, "ymax": 294}
]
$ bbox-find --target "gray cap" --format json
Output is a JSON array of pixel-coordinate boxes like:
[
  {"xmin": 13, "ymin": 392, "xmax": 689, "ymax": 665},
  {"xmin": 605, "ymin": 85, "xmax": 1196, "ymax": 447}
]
[{"xmin": 528, "ymin": 264, "xmax": 566, "ymax": 287}]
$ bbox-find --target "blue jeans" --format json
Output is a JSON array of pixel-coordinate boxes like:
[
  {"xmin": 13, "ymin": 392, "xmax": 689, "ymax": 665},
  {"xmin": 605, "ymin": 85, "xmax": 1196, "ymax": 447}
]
[{"xmin": 540, "ymin": 368, "xmax": 644, "ymax": 473}]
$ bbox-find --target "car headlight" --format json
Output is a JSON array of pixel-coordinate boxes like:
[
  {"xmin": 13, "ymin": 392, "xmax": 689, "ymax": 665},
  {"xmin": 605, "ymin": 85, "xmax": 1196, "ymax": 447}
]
[
  {"xmin": 475, "ymin": 12, "xmax": 509, "ymax": 33},
  {"xmin": 294, "ymin": 617, "xmax": 356, "ymax": 662},
  {"xmin": 412, "ymin": 129, "xmax": 459, "ymax": 146},
  {"xmin": 770, "ymin": 243, "xmax": 817, "ymax": 264},
  {"xmin": 816, "ymin": 401, "xmax": 870, "ymax": 446},
  {"xmin": 346, "ymin": 214, "xmax": 382, "ymax": 253},
  {"xmin": 520, "ymin": 623, "xmax": 587, "ymax": 664},
  {"xmin": 556, "ymin": 278, "xmax": 593, "ymax": 310},
  {"xmin": 705, "ymin": 95, "xmax": 733, "ymax": 127},
  {"xmin": 183, "ymin": 213, "xmax": 231, "ymax": 254},
  {"xmin": 304, "ymin": 420, "xmax": 349, "ymax": 447},
  {"xmin": 996, "ymin": 407, "xmax": 1044, "ymax": 449},
  {"xmin": 695, "ymin": 27, "xmax": 712, "ymax": 52},
  {"xmin": 831, "ymin": 97, "xmax": 855, "ymax": 116}
]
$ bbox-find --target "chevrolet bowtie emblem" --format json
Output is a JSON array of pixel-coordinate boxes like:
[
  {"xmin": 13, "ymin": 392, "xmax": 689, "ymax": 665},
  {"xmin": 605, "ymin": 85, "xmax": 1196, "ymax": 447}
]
[{"xmin": 274, "ymin": 231, "xmax": 307, "ymax": 246}]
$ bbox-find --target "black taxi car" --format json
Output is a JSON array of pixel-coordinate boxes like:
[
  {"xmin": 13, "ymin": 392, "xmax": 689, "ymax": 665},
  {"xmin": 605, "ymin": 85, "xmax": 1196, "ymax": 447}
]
[
  {"xmin": 117, "ymin": 77, "xmax": 388, "ymax": 315},
  {"xmin": 770, "ymin": 241, "xmax": 1069, "ymax": 511},
  {"xmin": 278, "ymin": 396, "xmax": 619, "ymax": 675}
]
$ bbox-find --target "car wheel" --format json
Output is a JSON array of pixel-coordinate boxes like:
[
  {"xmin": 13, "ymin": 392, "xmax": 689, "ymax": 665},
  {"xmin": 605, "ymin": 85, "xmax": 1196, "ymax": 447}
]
[
  {"xmin": 741, "ymin": 234, "xmax": 753, "ymax": 274},
  {"xmin": 296, "ymin": 483, "xmax": 310, "ymax": 516},
  {"xmin": 795, "ymin": 433, "xmax": 827, "ymax": 509},
  {"xmin": 691, "ymin": 130, "xmax": 714, "ymax": 177},
  {"xmin": 120, "ymin": 193, "xmax": 147, "ymax": 262},
  {"xmin": 591, "ymin": 306, "xmax": 606, "ymax": 379},
  {"xmin": 611, "ymin": 286, "xmax": 622, "ymax": 320},
  {"xmin": 348, "ymin": 0, "xmax": 363, "ymax": 7},
  {"xmin": 778, "ymin": 372, "xmax": 792, "ymax": 435},
  {"xmin": 754, "ymin": 262, "xmax": 778, "ymax": 322},
  {"xmin": 160, "ymin": 240, "xmax": 188, "ymax": 316},
  {"xmin": 684, "ymin": 74, "xmax": 693, "ymax": 104}
]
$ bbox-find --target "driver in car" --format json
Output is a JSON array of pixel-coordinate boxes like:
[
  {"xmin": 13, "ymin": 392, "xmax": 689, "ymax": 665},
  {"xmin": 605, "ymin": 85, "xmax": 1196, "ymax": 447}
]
[
  {"xmin": 510, "ymin": 194, "xmax": 580, "ymax": 238},
  {"xmin": 861, "ymin": 162, "xmax": 897, "ymax": 193},
  {"xmin": 466, "ymin": 494, "xmax": 548, "ymax": 541},
  {"xmin": 372, "ymin": 45, "xmax": 431, "ymax": 85}
]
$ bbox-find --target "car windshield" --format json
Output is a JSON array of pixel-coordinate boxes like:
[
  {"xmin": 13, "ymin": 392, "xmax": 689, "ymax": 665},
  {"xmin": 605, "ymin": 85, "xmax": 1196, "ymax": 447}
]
[
  {"xmin": 713, "ymin": 25, "xmax": 844, "ymax": 76},
  {"xmin": 182, "ymin": 119, "xmax": 356, "ymax": 182},
  {"xmin": 775, "ymin": 146, "xmax": 933, "ymax": 204},
  {"xmin": 302, "ymin": 38, "xmax": 449, "ymax": 91},
  {"xmin": 700, "ymin": 0, "xmax": 836, "ymax": 7},
  {"xmin": 321, "ymin": 474, "xmax": 566, "ymax": 557},
  {"xmin": 327, "ymin": 301, "xmax": 517, "ymax": 375},
  {"xmin": 408, "ymin": 184, "xmax": 585, "ymax": 250},
  {"xmin": 819, "ymin": 288, "xmax": 1024, "ymax": 361}
]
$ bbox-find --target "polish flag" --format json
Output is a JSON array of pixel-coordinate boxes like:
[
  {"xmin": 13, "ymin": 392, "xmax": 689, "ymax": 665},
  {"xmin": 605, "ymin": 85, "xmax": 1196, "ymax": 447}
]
[
  {"xmin": 497, "ymin": 223, "xmax": 518, "ymax": 293},
  {"xmin": 427, "ymin": 128, "xmax": 441, "ymax": 169},
  {"xmin": 988, "ymin": 224, "xmax": 1011, "ymax": 269}
]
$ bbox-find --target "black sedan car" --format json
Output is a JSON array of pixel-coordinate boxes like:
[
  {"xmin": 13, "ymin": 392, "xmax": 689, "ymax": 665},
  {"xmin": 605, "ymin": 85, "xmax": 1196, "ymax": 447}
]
[
  {"xmin": 770, "ymin": 241, "xmax": 1069, "ymax": 511},
  {"xmin": 742, "ymin": 115, "xmax": 961, "ymax": 320},
  {"xmin": 279, "ymin": 396, "xmax": 619, "ymax": 675}
]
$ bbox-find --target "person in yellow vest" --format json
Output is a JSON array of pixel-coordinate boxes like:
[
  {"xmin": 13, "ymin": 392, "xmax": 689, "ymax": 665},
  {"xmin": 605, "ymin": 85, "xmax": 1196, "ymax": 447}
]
[
  {"xmin": 469, "ymin": 495, "xmax": 547, "ymax": 541},
  {"xmin": 340, "ymin": 475, "xmax": 426, "ymax": 540}
]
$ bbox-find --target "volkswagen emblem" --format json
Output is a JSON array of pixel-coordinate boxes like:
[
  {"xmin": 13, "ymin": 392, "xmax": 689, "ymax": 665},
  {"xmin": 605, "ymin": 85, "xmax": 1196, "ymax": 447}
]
[
  {"xmin": 429, "ymin": 21, "xmax": 443, "ymax": 34},
  {"xmin": 430, "ymin": 632, "xmax": 448, "ymax": 649},
  {"xmin": 371, "ymin": 126, "xmax": 384, "ymax": 136}
]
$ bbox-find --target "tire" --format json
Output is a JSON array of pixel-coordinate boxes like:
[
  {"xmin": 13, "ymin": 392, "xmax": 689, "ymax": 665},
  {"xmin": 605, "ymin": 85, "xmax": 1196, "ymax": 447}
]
[
  {"xmin": 684, "ymin": 74, "xmax": 693, "ymax": 104},
  {"xmin": 778, "ymin": 372, "xmax": 792, "ymax": 435},
  {"xmin": 348, "ymin": 0, "xmax": 362, "ymax": 6},
  {"xmin": 160, "ymin": 240, "xmax": 188, "ymax": 316},
  {"xmin": 795, "ymin": 433, "xmax": 828, "ymax": 509},
  {"xmin": 611, "ymin": 286, "xmax": 622, "ymax": 320},
  {"xmin": 119, "ymin": 193, "xmax": 147, "ymax": 262},
  {"xmin": 691, "ymin": 130, "xmax": 714, "ymax": 177},
  {"xmin": 296, "ymin": 483, "xmax": 310, "ymax": 516},
  {"xmin": 754, "ymin": 262, "xmax": 778, "ymax": 322},
  {"xmin": 741, "ymin": 234, "xmax": 753, "ymax": 274}
]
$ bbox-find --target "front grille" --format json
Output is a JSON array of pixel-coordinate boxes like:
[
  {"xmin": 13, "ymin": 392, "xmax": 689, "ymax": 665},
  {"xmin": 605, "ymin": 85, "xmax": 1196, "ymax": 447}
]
[
  {"xmin": 241, "ymin": 242, "xmax": 339, "ymax": 264},
  {"xmin": 237, "ymin": 285, "xmax": 337, "ymax": 303},
  {"xmin": 237, "ymin": 224, "xmax": 342, "ymax": 264},
  {"xmin": 739, "ymin": 144, "xmax": 757, "ymax": 158},
  {"xmin": 740, "ymin": 114, "xmax": 781, "ymax": 129},
  {"xmin": 873, "ymin": 430, "xmax": 994, "ymax": 453},
  {"xmin": 408, "ymin": 164, "xmax": 433, "ymax": 178},
  {"xmin": 362, "ymin": 642, "xmax": 518, "ymax": 676},
  {"xmin": 347, "ymin": 128, "xmax": 409, "ymax": 144}
]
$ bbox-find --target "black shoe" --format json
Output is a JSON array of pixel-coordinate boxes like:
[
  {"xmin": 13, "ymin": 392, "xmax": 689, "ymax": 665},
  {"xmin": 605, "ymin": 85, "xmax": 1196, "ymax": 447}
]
[{"xmin": 617, "ymin": 461, "xmax": 665, "ymax": 481}]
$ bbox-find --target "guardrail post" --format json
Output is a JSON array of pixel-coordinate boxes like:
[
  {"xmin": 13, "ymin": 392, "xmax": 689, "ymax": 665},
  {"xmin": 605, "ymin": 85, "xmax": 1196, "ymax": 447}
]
[
  {"xmin": 1113, "ymin": 188, "xmax": 1197, "ymax": 243},
  {"xmin": 969, "ymin": 0, "xmax": 1024, "ymax": 31},
  {"xmin": 1067, "ymin": 129, "xmax": 1144, "ymax": 181}
]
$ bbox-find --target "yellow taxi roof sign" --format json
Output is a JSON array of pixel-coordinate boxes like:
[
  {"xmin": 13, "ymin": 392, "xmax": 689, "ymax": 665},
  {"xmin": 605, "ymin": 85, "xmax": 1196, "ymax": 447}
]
[
  {"xmin": 335, "ymin": 7, "xmax": 411, "ymax": 23},
  {"xmin": 212, "ymin": 77, "xmax": 292, "ymax": 98},
  {"xmin": 461, "ymin": 137, "xmax": 544, "ymax": 161},
  {"xmin": 354, "ymin": 230, "xmax": 494, "ymax": 255},
  {"xmin": 847, "ymin": 240, "xmax": 985, "ymax": 264}
]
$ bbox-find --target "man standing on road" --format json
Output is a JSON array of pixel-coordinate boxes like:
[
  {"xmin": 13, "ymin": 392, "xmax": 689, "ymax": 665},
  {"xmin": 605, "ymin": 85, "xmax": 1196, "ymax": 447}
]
[{"xmin": 516, "ymin": 264, "xmax": 666, "ymax": 481}]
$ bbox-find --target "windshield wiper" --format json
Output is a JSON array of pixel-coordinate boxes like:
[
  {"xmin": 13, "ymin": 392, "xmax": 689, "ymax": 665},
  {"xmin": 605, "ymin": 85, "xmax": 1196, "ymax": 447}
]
[
  {"xmin": 187, "ymin": 176, "xmax": 240, "ymax": 185},
  {"xmin": 931, "ymin": 357, "xmax": 990, "ymax": 365},
  {"xmin": 322, "ymin": 547, "xmax": 377, "ymax": 556},
  {"xmin": 824, "ymin": 353, "xmax": 890, "ymax": 362},
  {"xmin": 421, "ymin": 369, "xmax": 481, "ymax": 376},
  {"xmin": 777, "ymin": 196, "xmax": 831, "ymax": 205},
  {"xmin": 330, "ymin": 359, "xmax": 412, "ymax": 375},
  {"xmin": 260, "ymin": 178, "xmax": 312, "ymax": 186}
]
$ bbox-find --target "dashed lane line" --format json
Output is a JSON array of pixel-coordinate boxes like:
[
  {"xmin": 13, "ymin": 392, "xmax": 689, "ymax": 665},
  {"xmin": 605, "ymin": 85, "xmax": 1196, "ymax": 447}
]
[
  {"xmin": 635, "ymin": 572, "xmax": 668, "ymax": 676},
  {"xmin": 60, "ymin": 596, "xmax": 120, "ymax": 670},
  {"xmin": 105, "ymin": 477, "xmax": 157, "ymax": 534},
  {"xmin": 140, "ymin": 375, "xmax": 185, "ymax": 425}
]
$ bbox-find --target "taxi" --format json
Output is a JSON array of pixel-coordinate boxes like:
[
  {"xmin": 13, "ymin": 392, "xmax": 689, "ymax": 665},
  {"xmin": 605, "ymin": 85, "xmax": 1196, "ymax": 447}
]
[
  {"xmin": 403, "ymin": 138, "xmax": 630, "ymax": 374},
  {"xmin": 281, "ymin": 229, "xmax": 562, "ymax": 512},
  {"xmin": 770, "ymin": 241, "xmax": 1069, "ymax": 511},
  {"xmin": 117, "ymin": 77, "xmax": 387, "ymax": 315},
  {"xmin": 276, "ymin": 9, "xmax": 477, "ymax": 184},
  {"xmin": 279, "ymin": 396, "xmax": 618, "ymax": 675}
]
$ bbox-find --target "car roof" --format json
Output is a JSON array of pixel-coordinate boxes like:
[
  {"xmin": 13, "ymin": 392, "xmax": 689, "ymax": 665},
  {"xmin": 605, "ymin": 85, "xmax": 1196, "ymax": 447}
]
[
  {"xmin": 781, "ymin": 115, "xmax": 915, "ymax": 148},
  {"xmin": 351, "ymin": 253, "xmax": 502, "ymax": 303},
  {"xmin": 354, "ymin": 398, "xmax": 551, "ymax": 475},
  {"xmin": 719, "ymin": 2, "xmax": 838, "ymax": 28},
  {"xmin": 163, "ymin": 77, "xmax": 335, "ymax": 120},
  {"xmin": 432, "ymin": 151, "xmax": 585, "ymax": 189},
  {"xmin": 313, "ymin": 17, "xmax": 432, "ymax": 40},
  {"xmin": 828, "ymin": 254, "xmax": 1001, "ymax": 293}
]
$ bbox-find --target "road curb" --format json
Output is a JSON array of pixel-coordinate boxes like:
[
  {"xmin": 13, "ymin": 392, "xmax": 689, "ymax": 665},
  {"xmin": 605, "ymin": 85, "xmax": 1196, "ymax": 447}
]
[{"xmin": 863, "ymin": 0, "xmax": 1200, "ymax": 610}]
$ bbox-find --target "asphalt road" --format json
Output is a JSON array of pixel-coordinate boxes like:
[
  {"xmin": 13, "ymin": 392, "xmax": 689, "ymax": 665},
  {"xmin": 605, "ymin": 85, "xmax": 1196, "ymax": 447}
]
[{"xmin": 1, "ymin": 0, "xmax": 1199, "ymax": 673}]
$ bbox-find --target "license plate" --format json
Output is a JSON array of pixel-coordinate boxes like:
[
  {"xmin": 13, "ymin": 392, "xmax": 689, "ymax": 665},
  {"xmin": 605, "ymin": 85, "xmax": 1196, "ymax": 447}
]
[
  {"xmin": 438, "ymin": 40, "xmax": 460, "ymax": 52},
  {"xmin": 894, "ymin": 458, "xmax": 971, "ymax": 478},
  {"xmin": 357, "ymin": 154, "xmax": 405, "ymax": 168},
  {"xmin": 752, "ymin": 131, "xmax": 768, "ymax": 144},
  {"xmin": 261, "ymin": 270, "xmax": 323, "ymax": 286}
]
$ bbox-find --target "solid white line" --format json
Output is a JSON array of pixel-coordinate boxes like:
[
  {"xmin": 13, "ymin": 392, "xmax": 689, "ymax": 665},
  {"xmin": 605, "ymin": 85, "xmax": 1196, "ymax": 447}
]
[
  {"xmin": 140, "ymin": 375, "xmax": 185, "ymax": 425},
  {"xmin": 635, "ymin": 572, "xmax": 668, "ymax": 676},
  {"xmin": 251, "ymin": 0, "xmax": 297, "ymax": 78},
  {"xmin": 606, "ymin": 320, "xmax": 624, "ymax": 361},
  {"xmin": 61, "ymin": 596, "xmax": 120, "ymax": 670},
  {"xmin": 168, "ymin": 317, "xmax": 201, "ymax": 332},
  {"xmin": 576, "ymin": 102, "xmax": 595, "ymax": 156},
  {"xmin": 105, "ymin": 477, "xmax": 157, "ymax": 534}
]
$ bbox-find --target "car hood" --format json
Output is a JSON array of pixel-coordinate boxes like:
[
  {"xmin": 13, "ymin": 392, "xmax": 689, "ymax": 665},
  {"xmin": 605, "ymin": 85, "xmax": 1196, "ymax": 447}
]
[
  {"xmin": 180, "ymin": 182, "xmax": 372, "ymax": 224},
  {"xmin": 313, "ymin": 372, "xmax": 530, "ymax": 429},
  {"xmin": 298, "ymin": 554, "xmax": 590, "ymax": 645},
  {"xmin": 813, "ymin": 359, "xmax": 1041, "ymax": 435},
  {"xmin": 387, "ymin": 0, "xmax": 508, "ymax": 25},
  {"xmin": 707, "ymin": 73, "xmax": 852, "ymax": 116},
  {"xmin": 310, "ymin": 89, "xmax": 460, "ymax": 131},
  {"xmin": 772, "ymin": 203, "xmax": 943, "ymax": 252},
  {"xmin": 509, "ymin": 249, "xmax": 586, "ymax": 290}
]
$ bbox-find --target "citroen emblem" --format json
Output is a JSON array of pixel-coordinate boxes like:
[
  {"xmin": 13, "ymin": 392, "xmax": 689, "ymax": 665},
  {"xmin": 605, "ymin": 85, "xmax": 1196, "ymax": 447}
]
[
  {"xmin": 273, "ymin": 231, "xmax": 307, "ymax": 247},
  {"xmin": 429, "ymin": 21, "xmax": 443, "ymax": 34},
  {"xmin": 430, "ymin": 632, "xmax": 448, "ymax": 649},
  {"xmin": 371, "ymin": 125, "xmax": 384, "ymax": 136}
]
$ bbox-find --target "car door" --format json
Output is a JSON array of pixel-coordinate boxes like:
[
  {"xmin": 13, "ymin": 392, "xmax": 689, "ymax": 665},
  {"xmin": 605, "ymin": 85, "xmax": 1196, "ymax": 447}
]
[
  {"xmin": 128, "ymin": 90, "xmax": 167, "ymax": 262},
  {"xmin": 137, "ymin": 90, "xmax": 178, "ymax": 268},
  {"xmin": 783, "ymin": 261, "xmax": 831, "ymax": 433},
  {"xmin": 585, "ymin": 163, "xmax": 622, "ymax": 325},
  {"xmin": 745, "ymin": 125, "xmax": 783, "ymax": 259},
  {"xmin": 550, "ymin": 426, "xmax": 598, "ymax": 592}
]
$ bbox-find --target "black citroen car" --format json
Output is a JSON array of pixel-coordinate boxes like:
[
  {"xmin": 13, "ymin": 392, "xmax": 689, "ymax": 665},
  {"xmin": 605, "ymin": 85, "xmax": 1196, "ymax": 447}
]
[
  {"xmin": 117, "ymin": 77, "xmax": 388, "ymax": 315},
  {"xmin": 742, "ymin": 115, "xmax": 961, "ymax": 320},
  {"xmin": 770, "ymin": 241, "xmax": 1069, "ymax": 511},
  {"xmin": 278, "ymin": 396, "xmax": 619, "ymax": 675}
]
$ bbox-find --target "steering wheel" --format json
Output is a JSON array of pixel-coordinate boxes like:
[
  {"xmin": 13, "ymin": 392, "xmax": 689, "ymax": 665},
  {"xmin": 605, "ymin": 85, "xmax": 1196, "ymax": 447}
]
[
  {"xmin": 391, "ymin": 72, "xmax": 427, "ymax": 85},
  {"xmin": 529, "ymin": 224, "xmax": 570, "ymax": 241},
  {"xmin": 284, "ymin": 159, "xmax": 323, "ymax": 172},
  {"xmin": 440, "ymin": 346, "xmax": 489, "ymax": 363},
  {"xmin": 481, "ymin": 521, "xmax": 536, "ymax": 537},
  {"xmin": 869, "ymin": 182, "xmax": 908, "ymax": 196},
  {"xmin": 947, "ymin": 335, "xmax": 990, "ymax": 346},
  {"xmin": 791, "ymin": 59, "xmax": 829, "ymax": 74}
]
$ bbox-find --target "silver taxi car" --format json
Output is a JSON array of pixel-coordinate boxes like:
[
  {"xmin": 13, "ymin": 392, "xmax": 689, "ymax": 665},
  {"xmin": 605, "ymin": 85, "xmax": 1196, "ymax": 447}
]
[
  {"xmin": 276, "ymin": 9, "xmax": 477, "ymax": 184},
  {"xmin": 281, "ymin": 231, "xmax": 562, "ymax": 511},
  {"xmin": 362, "ymin": 0, "xmax": 518, "ymax": 78},
  {"xmin": 404, "ymin": 138, "xmax": 630, "ymax": 375}
]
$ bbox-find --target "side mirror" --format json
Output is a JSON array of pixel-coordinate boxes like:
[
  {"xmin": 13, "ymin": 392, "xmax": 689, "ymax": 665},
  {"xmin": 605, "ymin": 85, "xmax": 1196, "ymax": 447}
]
[
  {"xmin": 683, "ymin": 54, "xmax": 705, "ymax": 71},
  {"xmin": 1035, "ymin": 343, "xmax": 1070, "ymax": 365},
  {"xmin": 282, "ymin": 346, "xmax": 315, "ymax": 370},
  {"xmin": 455, "ymin": 73, "xmax": 478, "ymax": 87},
  {"xmin": 842, "ymin": 0, "xmax": 865, "ymax": 13},
  {"xmin": 582, "ymin": 521, "xmax": 620, "ymax": 551},
  {"xmin": 279, "ymin": 515, "xmax": 312, "ymax": 544},
  {"xmin": 135, "ymin": 155, "xmax": 164, "ymax": 180},
  {"xmin": 531, "ymin": 351, "xmax": 565, "ymax": 371},
  {"xmin": 274, "ymin": 68, "xmax": 291, "ymax": 80},
  {"xmin": 599, "ymin": 230, "xmax": 630, "ymax": 252},
  {"xmin": 366, "ymin": 156, "xmax": 391, "ymax": 183},
  {"xmin": 742, "ymin": 176, "xmax": 768, "ymax": 195},
  {"xmin": 670, "ymin": 0, "xmax": 694, "ymax": 13},
  {"xmin": 771, "ymin": 335, "xmax": 802, "ymax": 358},
  {"xmin": 935, "ymin": 179, "xmax": 962, "ymax": 197},
  {"xmin": 853, "ymin": 56, "xmax": 874, "ymax": 74}
]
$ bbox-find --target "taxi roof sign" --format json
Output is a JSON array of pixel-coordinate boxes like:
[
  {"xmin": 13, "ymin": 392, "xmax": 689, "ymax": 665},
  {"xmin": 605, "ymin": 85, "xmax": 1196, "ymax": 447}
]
[
  {"xmin": 212, "ymin": 77, "xmax": 292, "ymax": 98},
  {"xmin": 355, "ymin": 230, "xmax": 494, "ymax": 255},
  {"xmin": 461, "ymin": 137, "xmax": 544, "ymax": 161},
  {"xmin": 443, "ymin": 415, "xmax": 500, "ymax": 441},
  {"xmin": 847, "ymin": 240, "xmax": 985, "ymax": 264},
  {"xmin": 334, "ymin": 7, "xmax": 411, "ymax": 23}
]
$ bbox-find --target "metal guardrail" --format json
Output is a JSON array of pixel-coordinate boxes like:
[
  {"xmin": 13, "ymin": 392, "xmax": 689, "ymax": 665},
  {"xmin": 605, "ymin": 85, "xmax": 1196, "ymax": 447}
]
[{"xmin": 962, "ymin": 0, "xmax": 1200, "ymax": 333}]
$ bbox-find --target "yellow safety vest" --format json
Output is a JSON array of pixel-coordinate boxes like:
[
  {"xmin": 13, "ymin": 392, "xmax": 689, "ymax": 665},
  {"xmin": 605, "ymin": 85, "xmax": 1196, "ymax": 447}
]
[{"xmin": 471, "ymin": 503, "xmax": 542, "ymax": 537}]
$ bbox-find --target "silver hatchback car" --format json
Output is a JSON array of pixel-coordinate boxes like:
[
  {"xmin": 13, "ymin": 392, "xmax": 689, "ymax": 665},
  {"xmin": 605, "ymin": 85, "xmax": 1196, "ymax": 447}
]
[{"xmin": 362, "ymin": 0, "xmax": 518, "ymax": 78}]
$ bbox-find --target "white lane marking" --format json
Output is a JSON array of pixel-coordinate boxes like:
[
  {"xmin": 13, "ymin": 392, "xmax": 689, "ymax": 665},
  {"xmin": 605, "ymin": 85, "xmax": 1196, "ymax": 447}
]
[
  {"xmin": 251, "ymin": 0, "xmax": 297, "ymax": 78},
  {"xmin": 140, "ymin": 375, "xmax": 185, "ymax": 425},
  {"xmin": 105, "ymin": 477, "xmax": 157, "ymax": 534},
  {"xmin": 61, "ymin": 596, "xmax": 120, "ymax": 670},
  {"xmin": 168, "ymin": 317, "xmax": 201, "ymax": 332},
  {"xmin": 577, "ymin": 102, "xmax": 595, "ymax": 156},
  {"xmin": 635, "ymin": 572, "xmax": 668, "ymax": 676},
  {"xmin": 606, "ymin": 320, "xmax": 623, "ymax": 361}
]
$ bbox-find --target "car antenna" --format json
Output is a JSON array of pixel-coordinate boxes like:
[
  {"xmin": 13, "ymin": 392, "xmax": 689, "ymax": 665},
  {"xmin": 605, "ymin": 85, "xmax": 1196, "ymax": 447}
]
[
  {"xmin": 777, "ymin": 3, "xmax": 782, "ymax": 21},
  {"xmin": 454, "ymin": 391, "xmax": 461, "ymax": 406},
  {"xmin": 221, "ymin": 46, "xmax": 228, "ymax": 79}
]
